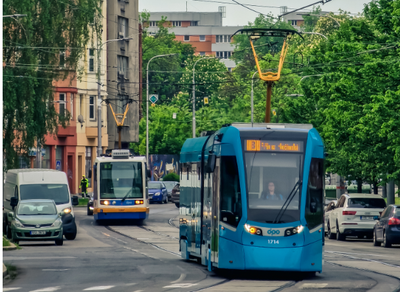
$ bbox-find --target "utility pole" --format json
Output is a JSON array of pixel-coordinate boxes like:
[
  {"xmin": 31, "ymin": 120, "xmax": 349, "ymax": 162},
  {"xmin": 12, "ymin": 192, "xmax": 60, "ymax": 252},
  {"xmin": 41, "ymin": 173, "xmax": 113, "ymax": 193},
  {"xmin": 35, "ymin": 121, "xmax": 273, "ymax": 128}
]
[
  {"xmin": 335, "ymin": 174, "xmax": 345, "ymax": 199},
  {"xmin": 387, "ymin": 180, "xmax": 395, "ymax": 205},
  {"xmin": 192, "ymin": 57, "xmax": 215, "ymax": 138},
  {"xmin": 251, "ymin": 71, "xmax": 258, "ymax": 124}
]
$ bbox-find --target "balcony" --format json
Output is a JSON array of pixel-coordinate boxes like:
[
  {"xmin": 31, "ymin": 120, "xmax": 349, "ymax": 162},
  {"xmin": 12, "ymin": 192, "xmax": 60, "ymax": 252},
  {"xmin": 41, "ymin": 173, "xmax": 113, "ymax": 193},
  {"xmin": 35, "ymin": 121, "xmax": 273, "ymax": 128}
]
[
  {"xmin": 57, "ymin": 126, "xmax": 75, "ymax": 137},
  {"xmin": 86, "ymin": 127, "xmax": 98, "ymax": 138}
]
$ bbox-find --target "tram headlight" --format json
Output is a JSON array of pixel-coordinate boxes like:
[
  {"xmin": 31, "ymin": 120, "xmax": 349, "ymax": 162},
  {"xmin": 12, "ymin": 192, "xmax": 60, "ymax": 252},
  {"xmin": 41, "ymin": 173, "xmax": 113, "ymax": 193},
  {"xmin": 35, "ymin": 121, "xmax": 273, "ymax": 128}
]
[
  {"xmin": 284, "ymin": 225, "xmax": 304, "ymax": 237},
  {"xmin": 244, "ymin": 224, "xmax": 263, "ymax": 236},
  {"xmin": 100, "ymin": 200, "xmax": 110, "ymax": 205},
  {"xmin": 135, "ymin": 200, "xmax": 144, "ymax": 205}
]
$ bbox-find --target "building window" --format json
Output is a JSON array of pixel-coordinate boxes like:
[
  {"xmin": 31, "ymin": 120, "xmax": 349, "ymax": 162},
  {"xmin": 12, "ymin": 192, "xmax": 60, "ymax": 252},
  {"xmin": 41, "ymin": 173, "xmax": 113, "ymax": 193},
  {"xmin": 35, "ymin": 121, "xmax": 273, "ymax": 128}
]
[
  {"xmin": 199, "ymin": 35, "xmax": 206, "ymax": 42},
  {"xmin": 199, "ymin": 52, "xmax": 205, "ymax": 56},
  {"xmin": 89, "ymin": 49, "xmax": 94, "ymax": 72},
  {"xmin": 172, "ymin": 21, "xmax": 181, "ymax": 27},
  {"xmin": 89, "ymin": 96, "xmax": 95, "ymax": 120},
  {"xmin": 70, "ymin": 93, "xmax": 74, "ymax": 120},
  {"xmin": 56, "ymin": 146, "xmax": 63, "ymax": 171},
  {"xmin": 184, "ymin": 35, "xmax": 190, "ymax": 41},
  {"xmin": 191, "ymin": 21, "xmax": 198, "ymax": 26},
  {"xmin": 59, "ymin": 93, "xmax": 66, "ymax": 117},
  {"xmin": 224, "ymin": 35, "xmax": 228, "ymax": 42},
  {"xmin": 118, "ymin": 16, "xmax": 128, "ymax": 38},
  {"xmin": 59, "ymin": 50, "xmax": 65, "ymax": 67},
  {"xmin": 149, "ymin": 21, "xmax": 157, "ymax": 27},
  {"xmin": 216, "ymin": 51, "xmax": 232, "ymax": 59},
  {"xmin": 41, "ymin": 146, "xmax": 50, "ymax": 169},
  {"xmin": 291, "ymin": 20, "xmax": 298, "ymax": 26},
  {"xmin": 85, "ymin": 147, "xmax": 92, "ymax": 188},
  {"xmin": 80, "ymin": 94, "xmax": 84, "ymax": 117},
  {"xmin": 216, "ymin": 35, "xmax": 230, "ymax": 43},
  {"xmin": 118, "ymin": 56, "xmax": 128, "ymax": 78}
]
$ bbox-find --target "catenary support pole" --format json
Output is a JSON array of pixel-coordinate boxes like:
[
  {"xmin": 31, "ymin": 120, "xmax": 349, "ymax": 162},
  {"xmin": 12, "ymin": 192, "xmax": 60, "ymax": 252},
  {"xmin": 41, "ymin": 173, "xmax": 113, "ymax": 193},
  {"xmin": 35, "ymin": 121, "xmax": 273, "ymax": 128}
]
[
  {"xmin": 387, "ymin": 180, "xmax": 395, "ymax": 205},
  {"xmin": 265, "ymin": 81, "xmax": 273, "ymax": 123}
]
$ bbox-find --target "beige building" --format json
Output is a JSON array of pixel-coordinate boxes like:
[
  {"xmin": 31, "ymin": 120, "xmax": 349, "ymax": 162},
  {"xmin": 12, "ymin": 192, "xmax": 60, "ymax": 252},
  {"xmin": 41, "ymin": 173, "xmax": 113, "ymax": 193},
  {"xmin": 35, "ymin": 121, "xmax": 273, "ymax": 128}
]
[{"xmin": 76, "ymin": 0, "xmax": 109, "ymax": 192}]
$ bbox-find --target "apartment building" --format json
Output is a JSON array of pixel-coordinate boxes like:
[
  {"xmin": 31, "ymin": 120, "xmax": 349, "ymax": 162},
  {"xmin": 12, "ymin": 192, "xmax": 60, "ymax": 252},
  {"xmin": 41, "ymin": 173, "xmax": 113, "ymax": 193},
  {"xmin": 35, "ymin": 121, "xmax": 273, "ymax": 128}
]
[
  {"xmin": 106, "ymin": 0, "xmax": 140, "ymax": 150},
  {"xmin": 145, "ymin": 10, "xmax": 243, "ymax": 70},
  {"xmin": 280, "ymin": 6, "xmax": 330, "ymax": 31}
]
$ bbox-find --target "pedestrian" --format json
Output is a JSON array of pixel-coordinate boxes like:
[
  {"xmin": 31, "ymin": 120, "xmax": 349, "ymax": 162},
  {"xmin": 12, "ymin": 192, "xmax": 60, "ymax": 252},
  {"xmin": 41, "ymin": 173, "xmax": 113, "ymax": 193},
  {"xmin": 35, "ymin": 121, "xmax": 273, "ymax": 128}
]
[{"xmin": 79, "ymin": 175, "xmax": 89, "ymax": 198}]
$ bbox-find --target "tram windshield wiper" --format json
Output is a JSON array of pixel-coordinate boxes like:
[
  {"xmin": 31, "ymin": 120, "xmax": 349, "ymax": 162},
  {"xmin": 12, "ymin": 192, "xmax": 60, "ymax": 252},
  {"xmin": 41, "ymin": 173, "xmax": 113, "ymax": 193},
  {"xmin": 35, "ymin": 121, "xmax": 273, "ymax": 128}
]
[
  {"xmin": 273, "ymin": 179, "xmax": 302, "ymax": 224},
  {"xmin": 121, "ymin": 188, "xmax": 133, "ymax": 202}
]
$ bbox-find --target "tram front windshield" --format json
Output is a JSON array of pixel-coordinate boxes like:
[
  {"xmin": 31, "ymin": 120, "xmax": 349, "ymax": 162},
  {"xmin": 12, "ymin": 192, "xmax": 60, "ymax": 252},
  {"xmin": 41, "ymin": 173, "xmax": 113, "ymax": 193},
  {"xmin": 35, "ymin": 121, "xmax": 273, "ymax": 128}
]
[
  {"xmin": 245, "ymin": 152, "xmax": 303, "ymax": 224},
  {"xmin": 100, "ymin": 162, "xmax": 143, "ymax": 199}
]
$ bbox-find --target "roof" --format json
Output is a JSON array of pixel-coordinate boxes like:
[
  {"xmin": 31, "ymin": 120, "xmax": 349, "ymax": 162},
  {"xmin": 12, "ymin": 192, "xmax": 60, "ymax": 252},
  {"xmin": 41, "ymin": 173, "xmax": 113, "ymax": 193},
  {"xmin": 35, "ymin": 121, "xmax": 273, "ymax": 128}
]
[
  {"xmin": 344, "ymin": 193, "xmax": 385, "ymax": 199},
  {"xmin": 231, "ymin": 123, "xmax": 313, "ymax": 130},
  {"xmin": 180, "ymin": 136, "xmax": 209, "ymax": 163}
]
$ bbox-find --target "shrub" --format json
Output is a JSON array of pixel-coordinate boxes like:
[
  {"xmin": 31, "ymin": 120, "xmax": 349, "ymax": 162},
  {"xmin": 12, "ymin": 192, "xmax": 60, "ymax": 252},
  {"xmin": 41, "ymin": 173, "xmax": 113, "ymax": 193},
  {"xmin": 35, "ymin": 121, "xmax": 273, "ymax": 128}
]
[{"xmin": 162, "ymin": 172, "xmax": 179, "ymax": 182}]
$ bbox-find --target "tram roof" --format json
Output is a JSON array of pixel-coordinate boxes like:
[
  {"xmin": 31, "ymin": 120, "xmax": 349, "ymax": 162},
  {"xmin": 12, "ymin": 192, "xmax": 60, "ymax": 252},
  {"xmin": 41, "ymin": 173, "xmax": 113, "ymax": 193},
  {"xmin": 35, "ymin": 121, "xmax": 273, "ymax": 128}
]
[
  {"xmin": 231, "ymin": 123, "xmax": 313, "ymax": 130},
  {"xmin": 180, "ymin": 136, "xmax": 209, "ymax": 163}
]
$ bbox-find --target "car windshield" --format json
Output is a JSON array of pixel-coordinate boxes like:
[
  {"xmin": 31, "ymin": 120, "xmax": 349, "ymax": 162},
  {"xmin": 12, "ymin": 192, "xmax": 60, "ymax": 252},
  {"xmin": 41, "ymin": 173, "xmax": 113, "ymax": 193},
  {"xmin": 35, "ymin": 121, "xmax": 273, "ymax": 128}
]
[
  {"xmin": 396, "ymin": 208, "xmax": 400, "ymax": 217},
  {"xmin": 17, "ymin": 202, "xmax": 57, "ymax": 215},
  {"xmin": 20, "ymin": 184, "xmax": 69, "ymax": 205},
  {"xmin": 348, "ymin": 198, "xmax": 386, "ymax": 208},
  {"xmin": 245, "ymin": 151, "xmax": 303, "ymax": 223},
  {"xmin": 100, "ymin": 162, "xmax": 143, "ymax": 199},
  {"xmin": 148, "ymin": 182, "xmax": 163, "ymax": 189},
  {"xmin": 162, "ymin": 182, "xmax": 177, "ymax": 189}
]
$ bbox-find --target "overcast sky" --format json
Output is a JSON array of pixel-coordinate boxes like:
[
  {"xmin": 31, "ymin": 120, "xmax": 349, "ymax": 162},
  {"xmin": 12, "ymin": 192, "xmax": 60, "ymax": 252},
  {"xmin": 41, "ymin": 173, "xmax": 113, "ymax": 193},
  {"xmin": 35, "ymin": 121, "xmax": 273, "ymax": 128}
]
[{"xmin": 139, "ymin": 0, "xmax": 369, "ymax": 26}]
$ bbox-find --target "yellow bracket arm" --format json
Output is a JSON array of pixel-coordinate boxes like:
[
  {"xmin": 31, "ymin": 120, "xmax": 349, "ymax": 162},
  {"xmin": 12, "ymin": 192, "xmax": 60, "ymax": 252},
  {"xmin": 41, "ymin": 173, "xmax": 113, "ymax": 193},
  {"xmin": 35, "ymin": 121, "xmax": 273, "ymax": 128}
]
[
  {"xmin": 108, "ymin": 103, "xmax": 130, "ymax": 127},
  {"xmin": 250, "ymin": 37, "xmax": 289, "ymax": 82}
]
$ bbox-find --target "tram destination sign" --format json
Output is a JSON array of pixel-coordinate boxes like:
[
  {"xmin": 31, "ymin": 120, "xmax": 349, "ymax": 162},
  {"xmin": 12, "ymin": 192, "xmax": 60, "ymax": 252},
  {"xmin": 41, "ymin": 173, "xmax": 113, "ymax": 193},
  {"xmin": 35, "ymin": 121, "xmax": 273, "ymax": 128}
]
[{"xmin": 246, "ymin": 140, "xmax": 303, "ymax": 152}]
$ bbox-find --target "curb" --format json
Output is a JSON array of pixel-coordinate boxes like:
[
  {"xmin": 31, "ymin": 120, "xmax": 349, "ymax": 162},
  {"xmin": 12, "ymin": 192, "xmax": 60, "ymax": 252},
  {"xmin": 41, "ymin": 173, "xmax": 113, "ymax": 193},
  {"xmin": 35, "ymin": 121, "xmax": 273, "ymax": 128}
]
[
  {"xmin": 3, "ymin": 263, "xmax": 8, "ymax": 278},
  {"xmin": 3, "ymin": 239, "xmax": 18, "ymax": 251}
]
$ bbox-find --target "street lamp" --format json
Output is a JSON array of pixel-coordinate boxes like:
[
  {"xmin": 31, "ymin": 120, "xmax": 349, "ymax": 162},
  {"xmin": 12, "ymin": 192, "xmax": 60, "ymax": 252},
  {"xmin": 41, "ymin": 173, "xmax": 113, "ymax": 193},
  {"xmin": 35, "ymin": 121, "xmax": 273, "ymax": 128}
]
[
  {"xmin": 251, "ymin": 71, "xmax": 258, "ymax": 124},
  {"xmin": 192, "ymin": 57, "xmax": 216, "ymax": 138},
  {"xmin": 97, "ymin": 37, "xmax": 132, "ymax": 157},
  {"xmin": 146, "ymin": 53, "xmax": 176, "ymax": 164}
]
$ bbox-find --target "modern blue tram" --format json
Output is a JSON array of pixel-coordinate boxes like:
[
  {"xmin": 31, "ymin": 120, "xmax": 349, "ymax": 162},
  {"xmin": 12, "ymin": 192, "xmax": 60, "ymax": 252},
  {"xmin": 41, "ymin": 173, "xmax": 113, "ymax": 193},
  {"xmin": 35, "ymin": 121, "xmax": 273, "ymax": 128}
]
[{"xmin": 179, "ymin": 123, "xmax": 325, "ymax": 272}]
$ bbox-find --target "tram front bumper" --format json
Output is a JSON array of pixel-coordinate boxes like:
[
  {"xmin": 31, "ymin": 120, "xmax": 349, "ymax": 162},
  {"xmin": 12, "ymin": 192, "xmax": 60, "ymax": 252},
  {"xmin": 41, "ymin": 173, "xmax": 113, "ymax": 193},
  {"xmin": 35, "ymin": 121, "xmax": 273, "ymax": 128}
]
[
  {"xmin": 242, "ymin": 240, "xmax": 323, "ymax": 272},
  {"xmin": 93, "ymin": 207, "xmax": 149, "ymax": 220}
]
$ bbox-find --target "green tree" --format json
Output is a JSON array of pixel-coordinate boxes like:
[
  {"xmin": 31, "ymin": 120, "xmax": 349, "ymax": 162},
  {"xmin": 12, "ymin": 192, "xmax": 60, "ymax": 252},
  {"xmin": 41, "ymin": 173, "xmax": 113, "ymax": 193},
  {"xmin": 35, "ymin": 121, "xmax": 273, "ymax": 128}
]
[{"xmin": 3, "ymin": 0, "xmax": 101, "ymax": 170}]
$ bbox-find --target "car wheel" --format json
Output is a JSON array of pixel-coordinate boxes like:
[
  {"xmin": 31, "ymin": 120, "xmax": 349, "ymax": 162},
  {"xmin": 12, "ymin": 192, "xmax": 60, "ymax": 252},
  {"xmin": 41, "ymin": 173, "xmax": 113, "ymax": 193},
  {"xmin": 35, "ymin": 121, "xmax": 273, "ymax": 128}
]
[
  {"xmin": 11, "ymin": 232, "xmax": 19, "ymax": 245},
  {"xmin": 6, "ymin": 223, "xmax": 12, "ymax": 239},
  {"xmin": 65, "ymin": 232, "xmax": 76, "ymax": 240},
  {"xmin": 164, "ymin": 195, "xmax": 168, "ymax": 204},
  {"xmin": 327, "ymin": 222, "xmax": 336, "ymax": 239},
  {"xmin": 373, "ymin": 229, "xmax": 381, "ymax": 246},
  {"xmin": 336, "ymin": 223, "xmax": 345, "ymax": 241},
  {"xmin": 55, "ymin": 239, "xmax": 64, "ymax": 246},
  {"xmin": 383, "ymin": 230, "xmax": 391, "ymax": 248},
  {"xmin": 175, "ymin": 203, "xmax": 180, "ymax": 208}
]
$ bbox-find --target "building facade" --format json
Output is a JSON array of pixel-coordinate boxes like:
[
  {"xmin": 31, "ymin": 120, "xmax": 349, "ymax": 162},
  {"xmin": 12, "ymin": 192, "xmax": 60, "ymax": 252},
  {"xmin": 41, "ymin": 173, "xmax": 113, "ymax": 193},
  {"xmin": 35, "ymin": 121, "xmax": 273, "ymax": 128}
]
[
  {"xmin": 145, "ymin": 11, "xmax": 243, "ymax": 70},
  {"xmin": 106, "ymin": 0, "xmax": 140, "ymax": 150}
]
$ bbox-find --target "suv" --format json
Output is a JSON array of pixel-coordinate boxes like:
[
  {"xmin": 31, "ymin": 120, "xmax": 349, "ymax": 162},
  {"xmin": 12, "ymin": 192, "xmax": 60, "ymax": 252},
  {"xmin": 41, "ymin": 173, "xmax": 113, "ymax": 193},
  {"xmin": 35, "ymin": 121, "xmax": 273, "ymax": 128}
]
[
  {"xmin": 170, "ymin": 184, "xmax": 180, "ymax": 208},
  {"xmin": 326, "ymin": 193, "xmax": 386, "ymax": 240}
]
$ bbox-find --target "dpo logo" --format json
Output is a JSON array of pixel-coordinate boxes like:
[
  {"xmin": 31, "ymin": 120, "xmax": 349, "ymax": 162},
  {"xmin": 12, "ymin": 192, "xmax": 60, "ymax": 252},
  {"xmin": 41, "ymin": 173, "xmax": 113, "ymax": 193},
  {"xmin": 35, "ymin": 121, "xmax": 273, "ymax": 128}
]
[{"xmin": 267, "ymin": 229, "xmax": 280, "ymax": 235}]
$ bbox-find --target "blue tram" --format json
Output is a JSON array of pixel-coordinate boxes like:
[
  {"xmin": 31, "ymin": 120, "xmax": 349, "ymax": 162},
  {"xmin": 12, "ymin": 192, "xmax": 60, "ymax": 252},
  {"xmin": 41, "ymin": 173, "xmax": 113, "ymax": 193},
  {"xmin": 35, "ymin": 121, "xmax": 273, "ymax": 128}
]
[{"xmin": 179, "ymin": 123, "xmax": 325, "ymax": 272}]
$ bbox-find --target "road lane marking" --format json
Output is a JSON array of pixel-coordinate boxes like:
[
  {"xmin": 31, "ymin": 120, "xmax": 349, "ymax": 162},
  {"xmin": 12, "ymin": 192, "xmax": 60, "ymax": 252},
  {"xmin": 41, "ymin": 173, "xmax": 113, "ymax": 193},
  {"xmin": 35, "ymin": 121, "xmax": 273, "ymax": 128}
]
[
  {"xmin": 30, "ymin": 287, "xmax": 61, "ymax": 292},
  {"xmin": 300, "ymin": 283, "xmax": 328, "ymax": 289},
  {"xmin": 4, "ymin": 257, "xmax": 75, "ymax": 261},
  {"xmin": 83, "ymin": 286, "xmax": 115, "ymax": 290},
  {"xmin": 102, "ymin": 233, "xmax": 111, "ymax": 237},
  {"xmin": 163, "ymin": 283, "xmax": 198, "ymax": 288},
  {"xmin": 3, "ymin": 288, "xmax": 21, "ymax": 291},
  {"xmin": 125, "ymin": 283, "xmax": 137, "ymax": 286},
  {"xmin": 114, "ymin": 238, "xmax": 128, "ymax": 244},
  {"xmin": 42, "ymin": 269, "xmax": 69, "ymax": 272},
  {"xmin": 326, "ymin": 251, "xmax": 400, "ymax": 268},
  {"xmin": 170, "ymin": 273, "xmax": 186, "ymax": 283}
]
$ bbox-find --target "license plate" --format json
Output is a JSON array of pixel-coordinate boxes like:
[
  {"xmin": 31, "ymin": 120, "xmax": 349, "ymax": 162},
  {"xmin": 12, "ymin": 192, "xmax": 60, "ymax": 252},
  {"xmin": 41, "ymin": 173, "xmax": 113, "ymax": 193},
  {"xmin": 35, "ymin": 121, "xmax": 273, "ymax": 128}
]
[
  {"xmin": 360, "ymin": 216, "xmax": 374, "ymax": 220},
  {"xmin": 31, "ymin": 230, "xmax": 46, "ymax": 235}
]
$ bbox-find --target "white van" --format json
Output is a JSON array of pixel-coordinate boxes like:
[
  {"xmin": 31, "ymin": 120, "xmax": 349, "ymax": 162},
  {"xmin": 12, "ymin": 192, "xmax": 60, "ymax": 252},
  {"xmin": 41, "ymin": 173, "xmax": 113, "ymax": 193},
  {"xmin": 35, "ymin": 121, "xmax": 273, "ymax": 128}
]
[{"xmin": 3, "ymin": 169, "xmax": 78, "ymax": 240}]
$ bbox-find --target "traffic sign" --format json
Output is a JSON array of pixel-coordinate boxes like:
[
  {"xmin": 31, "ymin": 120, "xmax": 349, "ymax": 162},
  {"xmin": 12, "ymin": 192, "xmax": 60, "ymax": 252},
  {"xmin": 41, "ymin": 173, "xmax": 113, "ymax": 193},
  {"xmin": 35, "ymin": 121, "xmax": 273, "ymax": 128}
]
[
  {"xmin": 41, "ymin": 149, "xmax": 46, "ymax": 157},
  {"xmin": 56, "ymin": 160, "xmax": 61, "ymax": 170},
  {"xmin": 149, "ymin": 94, "xmax": 158, "ymax": 103},
  {"xmin": 151, "ymin": 103, "xmax": 156, "ymax": 107},
  {"xmin": 28, "ymin": 148, "xmax": 37, "ymax": 157},
  {"xmin": 204, "ymin": 97, "xmax": 209, "ymax": 104}
]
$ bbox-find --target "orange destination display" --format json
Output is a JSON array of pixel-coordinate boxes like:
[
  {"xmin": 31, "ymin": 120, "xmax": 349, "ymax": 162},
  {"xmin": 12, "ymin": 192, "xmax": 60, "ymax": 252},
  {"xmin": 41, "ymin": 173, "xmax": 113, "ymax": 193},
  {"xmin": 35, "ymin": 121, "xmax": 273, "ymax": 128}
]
[{"xmin": 246, "ymin": 140, "xmax": 303, "ymax": 152}]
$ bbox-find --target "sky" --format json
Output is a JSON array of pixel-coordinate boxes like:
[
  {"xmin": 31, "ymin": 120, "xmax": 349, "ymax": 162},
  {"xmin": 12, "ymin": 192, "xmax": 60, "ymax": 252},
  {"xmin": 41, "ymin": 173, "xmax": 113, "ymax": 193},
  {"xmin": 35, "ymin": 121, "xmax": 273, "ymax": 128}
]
[{"xmin": 139, "ymin": 0, "xmax": 369, "ymax": 26}]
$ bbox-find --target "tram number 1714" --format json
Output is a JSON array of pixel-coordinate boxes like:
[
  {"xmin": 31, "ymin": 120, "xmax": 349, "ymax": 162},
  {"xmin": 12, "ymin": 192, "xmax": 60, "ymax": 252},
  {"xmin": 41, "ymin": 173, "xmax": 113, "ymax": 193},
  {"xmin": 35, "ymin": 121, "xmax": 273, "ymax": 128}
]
[{"xmin": 268, "ymin": 239, "xmax": 280, "ymax": 244}]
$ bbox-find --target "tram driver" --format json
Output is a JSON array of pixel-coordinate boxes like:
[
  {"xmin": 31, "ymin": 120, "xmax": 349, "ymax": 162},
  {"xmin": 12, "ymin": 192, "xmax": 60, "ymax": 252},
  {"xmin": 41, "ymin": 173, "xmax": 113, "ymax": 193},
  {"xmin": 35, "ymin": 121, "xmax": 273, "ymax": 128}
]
[{"xmin": 262, "ymin": 182, "xmax": 284, "ymax": 201}]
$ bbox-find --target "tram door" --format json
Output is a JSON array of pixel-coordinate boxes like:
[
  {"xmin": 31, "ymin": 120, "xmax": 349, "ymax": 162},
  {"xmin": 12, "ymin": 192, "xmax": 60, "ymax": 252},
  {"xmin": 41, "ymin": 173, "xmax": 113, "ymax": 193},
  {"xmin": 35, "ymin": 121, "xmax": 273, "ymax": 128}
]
[{"xmin": 210, "ymin": 158, "xmax": 220, "ymax": 265}]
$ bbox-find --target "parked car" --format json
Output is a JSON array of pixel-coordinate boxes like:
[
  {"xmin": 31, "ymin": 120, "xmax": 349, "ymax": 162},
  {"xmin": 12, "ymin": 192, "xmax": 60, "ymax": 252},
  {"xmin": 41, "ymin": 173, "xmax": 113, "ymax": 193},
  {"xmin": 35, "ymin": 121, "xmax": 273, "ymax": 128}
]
[
  {"xmin": 148, "ymin": 182, "xmax": 168, "ymax": 204},
  {"xmin": 3, "ymin": 169, "xmax": 77, "ymax": 240},
  {"xmin": 87, "ymin": 195, "xmax": 94, "ymax": 216},
  {"xmin": 324, "ymin": 200, "xmax": 337, "ymax": 235},
  {"xmin": 6, "ymin": 199, "xmax": 64, "ymax": 245},
  {"xmin": 162, "ymin": 181, "xmax": 178, "ymax": 200},
  {"xmin": 170, "ymin": 183, "xmax": 180, "ymax": 208},
  {"xmin": 325, "ymin": 193, "xmax": 386, "ymax": 240},
  {"xmin": 373, "ymin": 204, "xmax": 400, "ymax": 247}
]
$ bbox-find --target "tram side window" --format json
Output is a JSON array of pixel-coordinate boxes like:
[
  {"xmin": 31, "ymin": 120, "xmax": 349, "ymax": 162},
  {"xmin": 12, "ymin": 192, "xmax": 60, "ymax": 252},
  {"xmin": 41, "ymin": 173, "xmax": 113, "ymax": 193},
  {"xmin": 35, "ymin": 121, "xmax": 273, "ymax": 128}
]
[
  {"xmin": 305, "ymin": 158, "xmax": 324, "ymax": 230},
  {"xmin": 220, "ymin": 156, "xmax": 242, "ymax": 227}
]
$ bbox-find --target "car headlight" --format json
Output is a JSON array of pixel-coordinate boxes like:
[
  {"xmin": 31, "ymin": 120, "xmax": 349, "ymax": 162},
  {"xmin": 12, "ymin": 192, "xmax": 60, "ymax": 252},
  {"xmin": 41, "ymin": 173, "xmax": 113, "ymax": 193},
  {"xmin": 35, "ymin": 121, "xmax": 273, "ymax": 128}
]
[
  {"xmin": 62, "ymin": 208, "xmax": 72, "ymax": 214},
  {"xmin": 14, "ymin": 219, "xmax": 25, "ymax": 228},
  {"xmin": 51, "ymin": 218, "xmax": 63, "ymax": 227},
  {"xmin": 155, "ymin": 192, "xmax": 160, "ymax": 196}
]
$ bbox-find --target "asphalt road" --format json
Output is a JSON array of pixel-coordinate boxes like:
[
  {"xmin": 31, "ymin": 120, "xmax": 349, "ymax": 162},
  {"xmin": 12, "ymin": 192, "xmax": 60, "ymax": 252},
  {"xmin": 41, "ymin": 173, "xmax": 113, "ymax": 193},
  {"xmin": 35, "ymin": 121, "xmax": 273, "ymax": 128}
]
[{"xmin": 3, "ymin": 203, "xmax": 400, "ymax": 292}]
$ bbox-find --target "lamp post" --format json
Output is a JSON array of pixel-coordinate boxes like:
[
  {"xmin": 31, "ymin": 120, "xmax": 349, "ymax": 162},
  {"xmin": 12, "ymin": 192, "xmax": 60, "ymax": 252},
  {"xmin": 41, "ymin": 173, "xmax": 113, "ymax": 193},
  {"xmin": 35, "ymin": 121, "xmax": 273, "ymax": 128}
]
[
  {"xmin": 192, "ymin": 57, "xmax": 215, "ymax": 138},
  {"xmin": 97, "ymin": 37, "xmax": 132, "ymax": 157},
  {"xmin": 146, "ymin": 53, "xmax": 176, "ymax": 164},
  {"xmin": 251, "ymin": 71, "xmax": 258, "ymax": 124}
]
